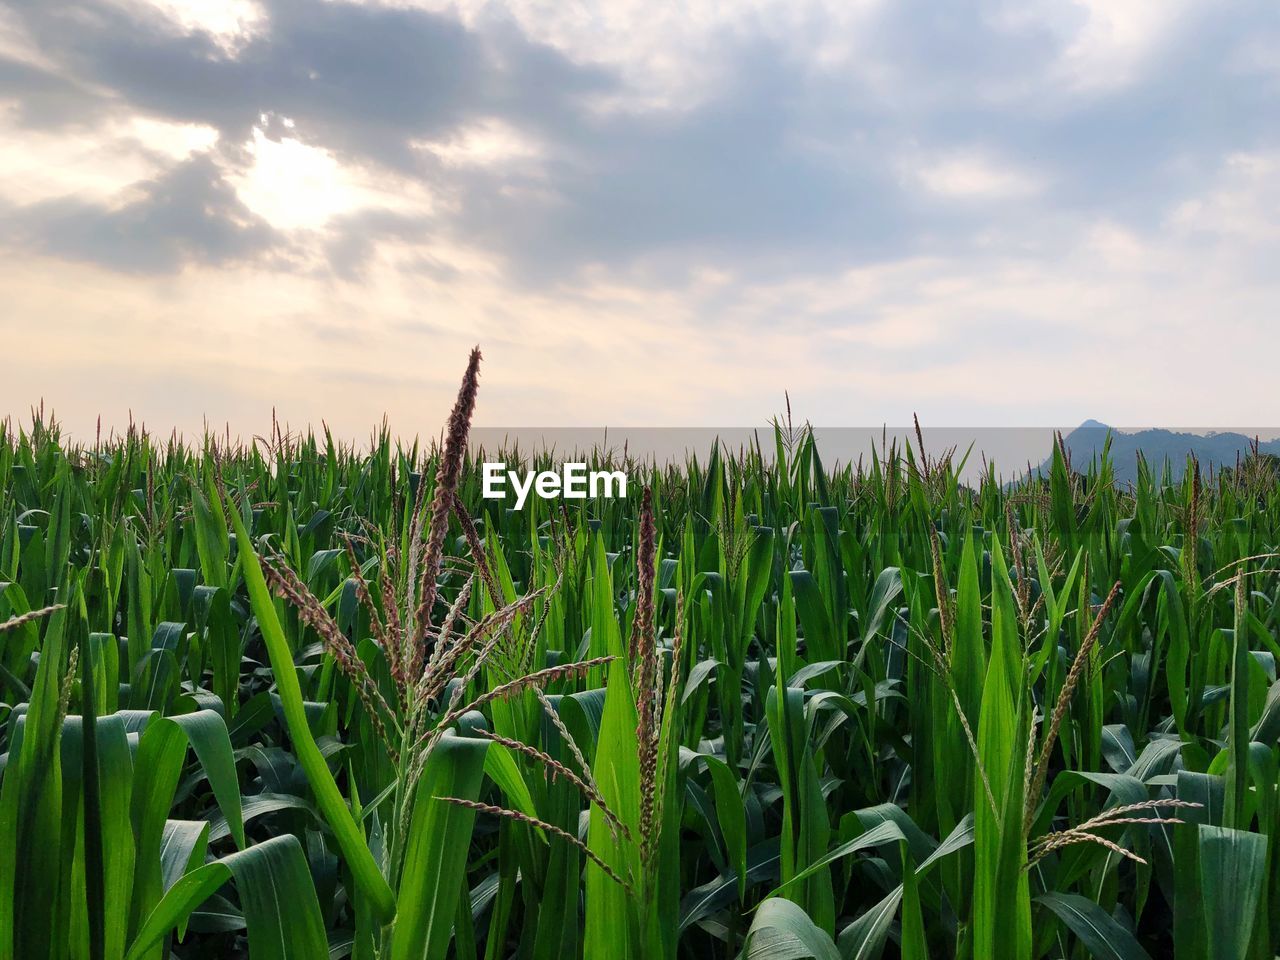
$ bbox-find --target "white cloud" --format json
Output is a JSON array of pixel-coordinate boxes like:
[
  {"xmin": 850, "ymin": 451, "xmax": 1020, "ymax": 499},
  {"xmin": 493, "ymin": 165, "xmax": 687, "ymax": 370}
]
[
  {"xmin": 129, "ymin": 116, "xmax": 221, "ymax": 159},
  {"xmin": 109, "ymin": 0, "xmax": 266, "ymax": 52},
  {"xmin": 1167, "ymin": 151, "xmax": 1280, "ymax": 244},
  {"xmin": 1085, "ymin": 220, "xmax": 1149, "ymax": 270},
  {"xmin": 383, "ymin": 0, "xmax": 883, "ymax": 111},
  {"xmin": 414, "ymin": 118, "xmax": 544, "ymax": 169},
  {"xmin": 1055, "ymin": 0, "xmax": 1194, "ymax": 92},
  {"xmin": 908, "ymin": 150, "xmax": 1045, "ymax": 200},
  {"xmin": 0, "ymin": 108, "xmax": 218, "ymax": 205}
]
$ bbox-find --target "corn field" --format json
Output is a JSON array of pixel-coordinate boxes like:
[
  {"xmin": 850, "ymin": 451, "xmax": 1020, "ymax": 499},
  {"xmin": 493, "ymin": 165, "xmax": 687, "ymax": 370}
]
[{"xmin": 2, "ymin": 355, "xmax": 1280, "ymax": 960}]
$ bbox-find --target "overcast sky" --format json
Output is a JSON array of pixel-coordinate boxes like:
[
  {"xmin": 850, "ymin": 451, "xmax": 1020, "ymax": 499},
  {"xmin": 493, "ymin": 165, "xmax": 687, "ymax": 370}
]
[{"xmin": 1, "ymin": 0, "xmax": 1278, "ymax": 441}]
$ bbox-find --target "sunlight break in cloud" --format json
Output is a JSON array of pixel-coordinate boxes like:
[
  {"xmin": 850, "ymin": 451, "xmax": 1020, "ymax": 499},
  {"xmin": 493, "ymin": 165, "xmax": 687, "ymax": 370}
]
[
  {"xmin": 229, "ymin": 123, "xmax": 436, "ymax": 232},
  {"xmin": 230, "ymin": 127, "xmax": 363, "ymax": 230}
]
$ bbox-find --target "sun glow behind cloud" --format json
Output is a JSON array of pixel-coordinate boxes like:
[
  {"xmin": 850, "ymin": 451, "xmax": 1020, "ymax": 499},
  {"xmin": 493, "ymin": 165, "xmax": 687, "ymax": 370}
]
[
  {"xmin": 230, "ymin": 128, "xmax": 361, "ymax": 230},
  {"xmin": 224, "ymin": 121, "xmax": 438, "ymax": 235}
]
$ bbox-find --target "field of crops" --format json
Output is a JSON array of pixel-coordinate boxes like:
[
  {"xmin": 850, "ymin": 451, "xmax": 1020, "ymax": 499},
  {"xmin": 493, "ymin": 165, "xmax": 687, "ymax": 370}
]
[{"xmin": 2, "ymin": 355, "xmax": 1279, "ymax": 960}]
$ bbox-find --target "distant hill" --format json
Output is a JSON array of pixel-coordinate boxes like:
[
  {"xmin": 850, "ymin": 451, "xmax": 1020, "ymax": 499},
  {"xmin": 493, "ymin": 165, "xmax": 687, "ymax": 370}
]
[{"xmin": 1038, "ymin": 421, "xmax": 1280, "ymax": 485}]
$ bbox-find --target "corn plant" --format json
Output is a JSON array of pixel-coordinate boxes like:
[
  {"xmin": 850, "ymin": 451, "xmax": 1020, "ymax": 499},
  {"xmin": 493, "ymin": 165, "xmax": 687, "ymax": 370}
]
[{"xmin": 1, "ymin": 363, "xmax": 1279, "ymax": 959}]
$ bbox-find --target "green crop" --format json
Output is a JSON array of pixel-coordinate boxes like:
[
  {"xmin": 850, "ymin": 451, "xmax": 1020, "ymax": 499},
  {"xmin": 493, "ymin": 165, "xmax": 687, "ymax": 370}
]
[{"xmin": 1, "ymin": 358, "xmax": 1279, "ymax": 959}]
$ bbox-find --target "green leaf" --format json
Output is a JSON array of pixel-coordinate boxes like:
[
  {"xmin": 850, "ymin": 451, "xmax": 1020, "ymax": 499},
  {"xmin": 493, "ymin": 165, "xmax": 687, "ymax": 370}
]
[
  {"xmin": 1199, "ymin": 825, "xmax": 1267, "ymax": 960},
  {"xmin": 746, "ymin": 898, "xmax": 840, "ymax": 960},
  {"xmin": 125, "ymin": 835, "xmax": 328, "ymax": 960},
  {"xmin": 972, "ymin": 538, "xmax": 1031, "ymax": 960},
  {"xmin": 583, "ymin": 653, "xmax": 641, "ymax": 960},
  {"xmin": 837, "ymin": 888, "xmax": 901, "ymax": 960},
  {"xmin": 391, "ymin": 732, "xmax": 490, "ymax": 960},
  {"xmin": 1036, "ymin": 893, "xmax": 1152, "ymax": 960},
  {"xmin": 159, "ymin": 821, "xmax": 210, "ymax": 894},
  {"xmin": 228, "ymin": 502, "xmax": 396, "ymax": 922},
  {"xmin": 762, "ymin": 820, "xmax": 905, "ymax": 902}
]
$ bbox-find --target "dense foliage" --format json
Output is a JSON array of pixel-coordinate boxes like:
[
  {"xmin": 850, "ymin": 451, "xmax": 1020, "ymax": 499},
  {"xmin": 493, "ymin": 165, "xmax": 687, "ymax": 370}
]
[{"xmin": 2, "ymin": 382, "xmax": 1279, "ymax": 959}]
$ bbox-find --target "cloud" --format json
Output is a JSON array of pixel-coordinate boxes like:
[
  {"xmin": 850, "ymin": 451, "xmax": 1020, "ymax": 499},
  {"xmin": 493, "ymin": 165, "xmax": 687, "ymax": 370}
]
[
  {"xmin": 10, "ymin": 153, "xmax": 282, "ymax": 272},
  {"xmin": 0, "ymin": 0, "xmax": 1278, "ymax": 429},
  {"xmin": 908, "ymin": 150, "xmax": 1044, "ymax": 201},
  {"xmin": 5, "ymin": 0, "xmax": 1276, "ymax": 281}
]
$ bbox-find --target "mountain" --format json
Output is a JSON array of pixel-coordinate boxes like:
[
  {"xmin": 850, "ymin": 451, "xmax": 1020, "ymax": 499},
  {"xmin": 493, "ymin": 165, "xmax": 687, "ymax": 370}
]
[{"xmin": 1040, "ymin": 421, "xmax": 1280, "ymax": 485}]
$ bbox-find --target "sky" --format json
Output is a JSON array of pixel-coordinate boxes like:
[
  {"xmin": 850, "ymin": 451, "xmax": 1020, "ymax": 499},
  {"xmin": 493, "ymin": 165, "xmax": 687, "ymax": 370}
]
[{"xmin": 1, "ymin": 0, "xmax": 1279, "ymax": 443}]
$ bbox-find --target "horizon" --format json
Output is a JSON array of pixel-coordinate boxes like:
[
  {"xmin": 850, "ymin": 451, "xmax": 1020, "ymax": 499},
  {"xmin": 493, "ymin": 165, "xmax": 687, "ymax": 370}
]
[{"xmin": 8, "ymin": 407, "xmax": 1279, "ymax": 484}]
